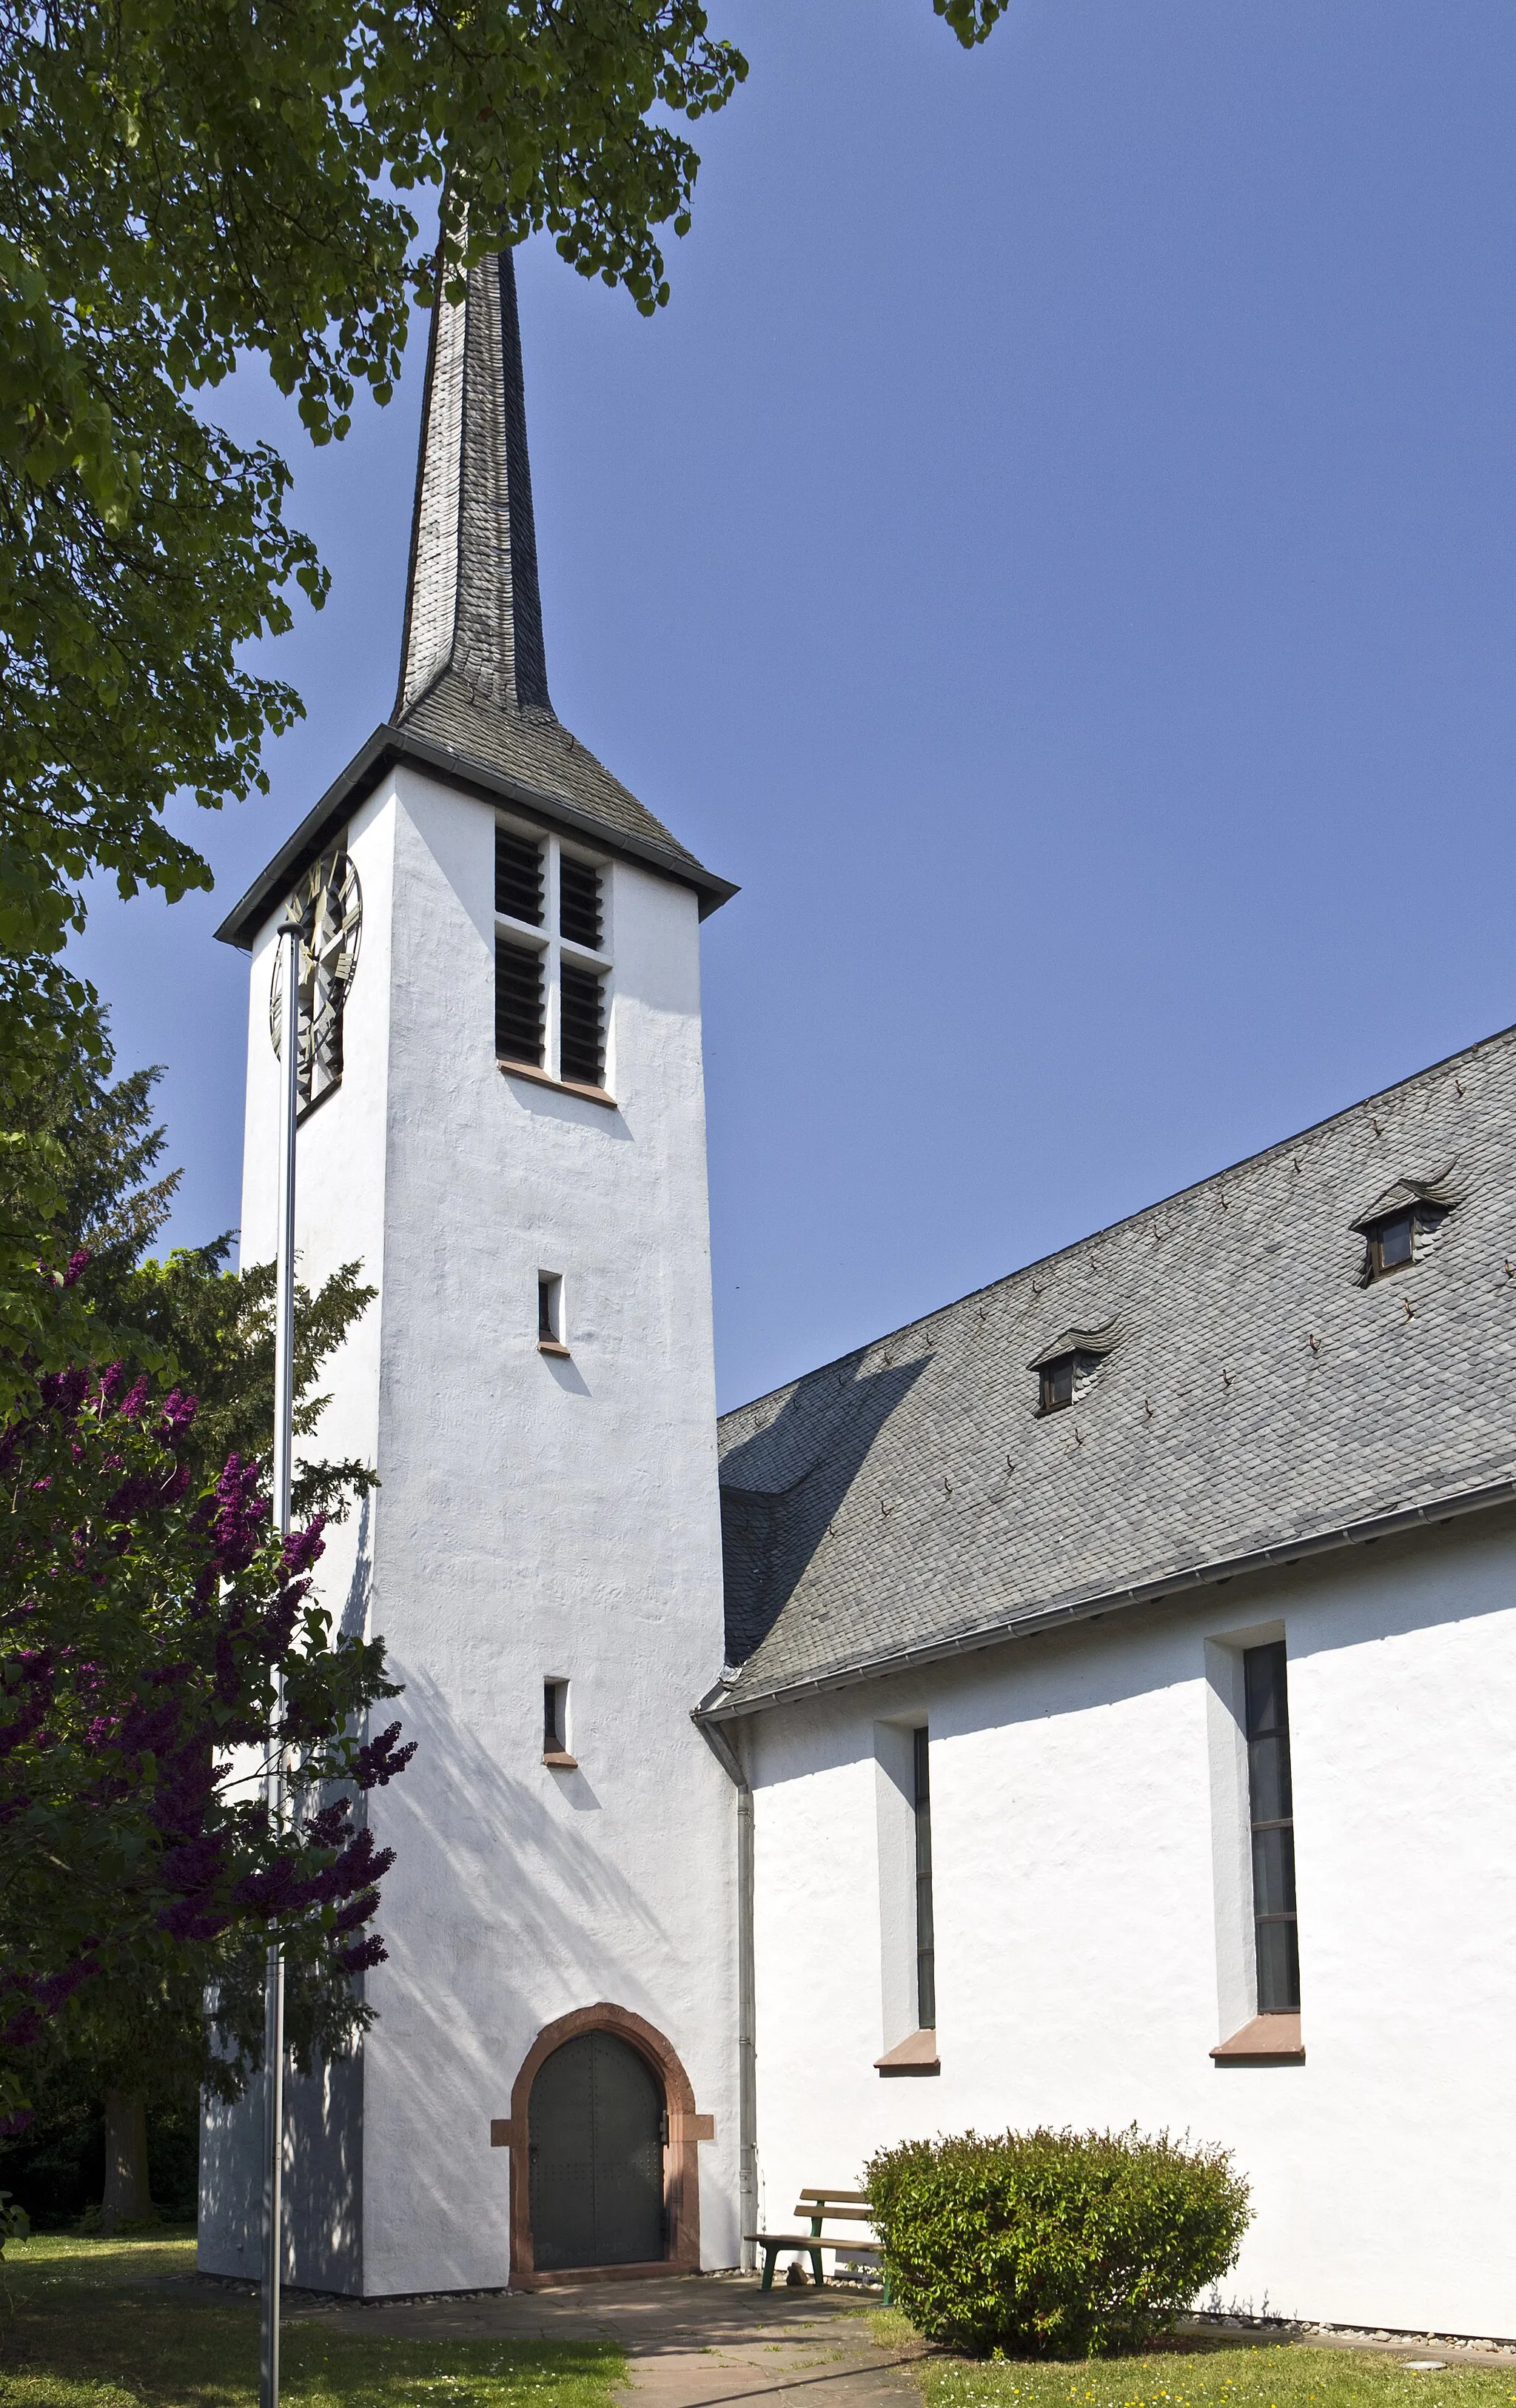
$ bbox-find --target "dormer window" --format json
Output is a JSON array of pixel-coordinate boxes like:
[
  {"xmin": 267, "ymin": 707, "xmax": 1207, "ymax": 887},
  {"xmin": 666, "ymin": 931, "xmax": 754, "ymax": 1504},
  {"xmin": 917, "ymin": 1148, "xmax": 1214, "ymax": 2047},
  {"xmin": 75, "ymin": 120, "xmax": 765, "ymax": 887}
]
[
  {"xmin": 1369, "ymin": 1212, "xmax": 1415, "ymax": 1277},
  {"xmin": 1352, "ymin": 1168, "xmax": 1458, "ymax": 1285},
  {"xmin": 1029, "ymin": 1319, "xmax": 1123, "ymax": 1417},
  {"xmin": 1039, "ymin": 1354, "xmax": 1079, "ymax": 1415}
]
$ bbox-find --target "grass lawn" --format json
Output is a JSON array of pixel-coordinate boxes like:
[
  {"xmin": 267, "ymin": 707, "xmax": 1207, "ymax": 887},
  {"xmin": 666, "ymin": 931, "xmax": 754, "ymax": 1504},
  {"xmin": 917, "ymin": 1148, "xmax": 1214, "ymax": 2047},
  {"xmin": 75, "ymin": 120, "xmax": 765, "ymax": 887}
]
[
  {"xmin": 871, "ymin": 2310, "xmax": 1516, "ymax": 2408},
  {"xmin": 0, "ymin": 2233, "xmax": 625, "ymax": 2408}
]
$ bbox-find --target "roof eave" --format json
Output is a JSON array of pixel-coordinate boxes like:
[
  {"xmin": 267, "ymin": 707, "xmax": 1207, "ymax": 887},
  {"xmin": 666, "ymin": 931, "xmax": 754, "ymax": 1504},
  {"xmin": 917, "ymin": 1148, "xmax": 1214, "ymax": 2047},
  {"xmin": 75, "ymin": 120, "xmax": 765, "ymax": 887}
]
[
  {"xmin": 214, "ymin": 721, "xmax": 738, "ymax": 951},
  {"xmin": 699, "ymin": 1471, "xmax": 1516, "ymax": 1722}
]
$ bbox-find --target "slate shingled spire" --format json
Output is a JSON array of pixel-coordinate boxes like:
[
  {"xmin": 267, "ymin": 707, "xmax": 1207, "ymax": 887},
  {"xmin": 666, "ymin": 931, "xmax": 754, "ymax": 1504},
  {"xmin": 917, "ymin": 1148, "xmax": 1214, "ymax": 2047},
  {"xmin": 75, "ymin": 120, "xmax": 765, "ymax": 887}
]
[
  {"xmin": 388, "ymin": 246, "xmax": 722, "ymax": 889},
  {"xmin": 212, "ymin": 243, "xmax": 734, "ymax": 951},
  {"xmin": 397, "ymin": 247, "xmax": 551, "ymax": 720}
]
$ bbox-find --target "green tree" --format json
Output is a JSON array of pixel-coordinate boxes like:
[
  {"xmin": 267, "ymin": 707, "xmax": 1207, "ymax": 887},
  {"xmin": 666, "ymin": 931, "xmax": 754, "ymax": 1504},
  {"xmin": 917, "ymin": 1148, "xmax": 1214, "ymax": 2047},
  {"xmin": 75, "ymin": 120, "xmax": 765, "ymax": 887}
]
[
  {"xmin": 17, "ymin": 1027, "xmax": 375, "ymax": 1516},
  {"xmin": 0, "ymin": 960, "xmax": 111, "ymax": 1414},
  {"xmin": 0, "ymin": 0, "xmax": 1006, "ymax": 1393}
]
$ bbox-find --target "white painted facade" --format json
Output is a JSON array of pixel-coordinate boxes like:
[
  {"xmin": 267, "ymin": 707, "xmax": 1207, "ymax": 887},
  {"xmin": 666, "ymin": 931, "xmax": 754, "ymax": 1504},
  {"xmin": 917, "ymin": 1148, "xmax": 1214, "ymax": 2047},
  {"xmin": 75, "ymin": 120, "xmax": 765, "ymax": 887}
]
[
  {"xmin": 200, "ymin": 762, "xmax": 739, "ymax": 2294},
  {"xmin": 740, "ymin": 1513, "xmax": 1516, "ymax": 2339}
]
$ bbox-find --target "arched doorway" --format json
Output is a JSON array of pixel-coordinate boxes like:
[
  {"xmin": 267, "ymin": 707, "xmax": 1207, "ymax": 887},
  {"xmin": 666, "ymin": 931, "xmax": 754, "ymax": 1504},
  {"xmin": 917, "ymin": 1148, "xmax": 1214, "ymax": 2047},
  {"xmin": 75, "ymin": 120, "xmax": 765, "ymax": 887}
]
[
  {"xmin": 529, "ymin": 2030, "xmax": 664, "ymax": 2270},
  {"xmin": 503, "ymin": 2002, "xmax": 707, "ymax": 2286}
]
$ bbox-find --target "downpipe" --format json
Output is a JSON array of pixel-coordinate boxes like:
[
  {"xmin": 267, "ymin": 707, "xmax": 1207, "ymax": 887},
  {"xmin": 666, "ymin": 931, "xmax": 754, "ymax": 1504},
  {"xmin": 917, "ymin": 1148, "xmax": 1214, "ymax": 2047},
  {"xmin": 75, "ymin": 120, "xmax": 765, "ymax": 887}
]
[{"xmin": 697, "ymin": 1715, "xmax": 757, "ymax": 2272}]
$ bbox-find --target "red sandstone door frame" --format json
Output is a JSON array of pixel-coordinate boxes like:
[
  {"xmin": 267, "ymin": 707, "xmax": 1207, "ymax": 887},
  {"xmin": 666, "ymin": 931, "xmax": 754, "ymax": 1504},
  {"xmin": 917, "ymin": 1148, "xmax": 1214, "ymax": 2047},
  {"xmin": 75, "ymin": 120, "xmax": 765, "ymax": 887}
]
[{"xmin": 489, "ymin": 2002, "xmax": 715, "ymax": 2288}]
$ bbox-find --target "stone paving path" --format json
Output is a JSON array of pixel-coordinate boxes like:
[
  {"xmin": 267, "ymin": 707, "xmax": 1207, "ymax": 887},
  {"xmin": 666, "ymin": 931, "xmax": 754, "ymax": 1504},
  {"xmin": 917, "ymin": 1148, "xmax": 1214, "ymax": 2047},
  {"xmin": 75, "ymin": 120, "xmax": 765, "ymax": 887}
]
[
  {"xmin": 285, "ymin": 2275, "xmax": 925, "ymax": 2408},
  {"xmin": 250, "ymin": 2269, "xmax": 1516, "ymax": 2381}
]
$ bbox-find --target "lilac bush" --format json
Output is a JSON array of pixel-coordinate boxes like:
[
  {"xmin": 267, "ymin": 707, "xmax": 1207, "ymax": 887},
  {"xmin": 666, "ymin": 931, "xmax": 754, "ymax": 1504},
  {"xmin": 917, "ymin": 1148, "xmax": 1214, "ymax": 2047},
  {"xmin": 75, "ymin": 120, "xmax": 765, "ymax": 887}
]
[{"xmin": 0, "ymin": 1354, "xmax": 412, "ymax": 2133}]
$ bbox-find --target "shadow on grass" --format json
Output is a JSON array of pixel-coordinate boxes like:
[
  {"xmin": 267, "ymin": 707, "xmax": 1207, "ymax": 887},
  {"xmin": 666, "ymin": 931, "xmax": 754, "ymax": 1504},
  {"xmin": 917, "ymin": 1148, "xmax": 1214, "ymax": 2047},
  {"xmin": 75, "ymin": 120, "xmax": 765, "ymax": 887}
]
[{"xmin": 0, "ymin": 2235, "xmax": 625, "ymax": 2408}]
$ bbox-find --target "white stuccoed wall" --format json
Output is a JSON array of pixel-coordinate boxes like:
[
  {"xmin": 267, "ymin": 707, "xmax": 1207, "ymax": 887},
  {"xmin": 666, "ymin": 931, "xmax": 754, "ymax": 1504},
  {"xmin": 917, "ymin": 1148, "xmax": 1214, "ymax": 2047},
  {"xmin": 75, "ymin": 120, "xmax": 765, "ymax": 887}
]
[
  {"xmin": 207, "ymin": 764, "xmax": 738, "ymax": 2295},
  {"xmin": 745, "ymin": 1513, "xmax": 1516, "ymax": 2339}
]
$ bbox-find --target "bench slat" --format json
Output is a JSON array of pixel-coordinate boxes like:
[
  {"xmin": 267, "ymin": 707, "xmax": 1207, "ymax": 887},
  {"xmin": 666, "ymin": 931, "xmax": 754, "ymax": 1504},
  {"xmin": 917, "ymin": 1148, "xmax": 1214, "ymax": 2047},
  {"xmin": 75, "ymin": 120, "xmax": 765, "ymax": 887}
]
[
  {"xmin": 791, "ymin": 2205, "xmax": 874, "ymax": 2221},
  {"xmin": 747, "ymin": 2233, "xmax": 882, "ymax": 2252},
  {"xmin": 798, "ymin": 2188, "xmax": 870, "ymax": 2203}
]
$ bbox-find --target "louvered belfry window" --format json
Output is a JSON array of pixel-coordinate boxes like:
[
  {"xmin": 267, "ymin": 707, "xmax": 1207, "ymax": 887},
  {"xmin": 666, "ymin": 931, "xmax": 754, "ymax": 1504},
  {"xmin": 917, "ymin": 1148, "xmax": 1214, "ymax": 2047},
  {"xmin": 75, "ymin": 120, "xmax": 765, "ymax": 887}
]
[
  {"xmin": 495, "ymin": 941, "xmax": 545, "ymax": 1067},
  {"xmin": 494, "ymin": 819, "xmax": 610, "ymax": 1090},
  {"xmin": 560, "ymin": 964, "xmax": 606, "ymax": 1088},
  {"xmin": 495, "ymin": 826, "xmax": 544, "ymax": 925},
  {"xmin": 559, "ymin": 856, "xmax": 603, "ymax": 949}
]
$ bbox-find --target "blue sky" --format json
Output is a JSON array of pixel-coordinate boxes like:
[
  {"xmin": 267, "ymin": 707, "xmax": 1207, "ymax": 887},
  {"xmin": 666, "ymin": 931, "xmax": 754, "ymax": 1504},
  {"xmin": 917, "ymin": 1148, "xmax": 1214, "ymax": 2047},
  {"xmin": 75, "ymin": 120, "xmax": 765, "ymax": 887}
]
[{"xmin": 76, "ymin": 0, "xmax": 1516, "ymax": 1413}]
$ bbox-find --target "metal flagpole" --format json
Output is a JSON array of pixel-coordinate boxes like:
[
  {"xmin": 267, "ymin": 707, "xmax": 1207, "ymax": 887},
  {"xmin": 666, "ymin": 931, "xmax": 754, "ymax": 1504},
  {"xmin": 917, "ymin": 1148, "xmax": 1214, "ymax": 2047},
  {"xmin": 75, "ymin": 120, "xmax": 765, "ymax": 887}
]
[{"xmin": 261, "ymin": 912, "xmax": 303, "ymax": 2408}]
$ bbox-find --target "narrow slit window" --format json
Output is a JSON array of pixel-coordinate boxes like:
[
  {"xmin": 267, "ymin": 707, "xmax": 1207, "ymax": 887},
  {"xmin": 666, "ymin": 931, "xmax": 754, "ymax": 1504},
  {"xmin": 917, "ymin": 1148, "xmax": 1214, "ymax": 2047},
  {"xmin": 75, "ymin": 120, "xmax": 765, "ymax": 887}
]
[
  {"xmin": 496, "ymin": 826, "xmax": 544, "ymax": 926},
  {"xmin": 559, "ymin": 963, "xmax": 606, "ymax": 1088},
  {"xmin": 560, "ymin": 856, "xmax": 603, "ymax": 950},
  {"xmin": 914, "ymin": 1727, "xmax": 936, "ymax": 2031},
  {"xmin": 543, "ymin": 1679, "xmax": 572, "ymax": 1763},
  {"xmin": 495, "ymin": 939, "xmax": 545, "ymax": 1067},
  {"xmin": 537, "ymin": 1272, "xmax": 565, "ymax": 1351},
  {"xmin": 1244, "ymin": 1642, "xmax": 1300, "ymax": 2013}
]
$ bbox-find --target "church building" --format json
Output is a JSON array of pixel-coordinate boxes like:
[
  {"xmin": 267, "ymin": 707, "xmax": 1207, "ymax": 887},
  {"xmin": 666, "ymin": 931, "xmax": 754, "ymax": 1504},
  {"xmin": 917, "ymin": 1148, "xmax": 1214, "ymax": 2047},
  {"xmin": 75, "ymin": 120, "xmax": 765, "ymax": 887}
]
[{"xmin": 203, "ymin": 247, "xmax": 1516, "ymax": 2344}]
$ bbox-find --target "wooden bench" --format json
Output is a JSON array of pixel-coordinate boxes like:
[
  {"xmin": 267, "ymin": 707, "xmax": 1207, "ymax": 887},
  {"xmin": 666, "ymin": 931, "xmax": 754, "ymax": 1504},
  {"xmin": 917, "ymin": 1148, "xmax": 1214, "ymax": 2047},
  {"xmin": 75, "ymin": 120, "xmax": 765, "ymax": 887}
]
[{"xmin": 748, "ymin": 2187, "xmax": 884, "ymax": 2292}]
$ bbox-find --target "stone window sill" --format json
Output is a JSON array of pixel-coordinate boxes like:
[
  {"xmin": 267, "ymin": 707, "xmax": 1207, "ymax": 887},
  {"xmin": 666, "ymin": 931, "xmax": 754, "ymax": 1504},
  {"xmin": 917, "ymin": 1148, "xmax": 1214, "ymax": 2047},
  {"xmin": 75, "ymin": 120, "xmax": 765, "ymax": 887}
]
[
  {"xmin": 499, "ymin": 1057, "xmax": 617, "ymax": 1111},
  {"xmin": 537, "ymin": 1340, "xmax": 571, "ymax": 1358},
  {"xmin": 876, "ymin": 2028, "xmax": 939, "ymax": 2076},
  {"xmin": 542, "ymin": 1750, "xmax": 578, "ymax": 1770},
  {"xmin": 1211, "ymin": 2013, "xmax": 1304, "ymax": 2064}
]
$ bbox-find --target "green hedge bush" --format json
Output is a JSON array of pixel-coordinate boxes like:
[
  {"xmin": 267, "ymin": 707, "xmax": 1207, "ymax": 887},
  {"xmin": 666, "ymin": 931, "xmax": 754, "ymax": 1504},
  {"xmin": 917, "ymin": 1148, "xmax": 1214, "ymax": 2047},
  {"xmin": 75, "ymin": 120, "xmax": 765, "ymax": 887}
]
[{"xmin": 865, "ymin": 2125, "xmax": 1250, "ymax": 2359}]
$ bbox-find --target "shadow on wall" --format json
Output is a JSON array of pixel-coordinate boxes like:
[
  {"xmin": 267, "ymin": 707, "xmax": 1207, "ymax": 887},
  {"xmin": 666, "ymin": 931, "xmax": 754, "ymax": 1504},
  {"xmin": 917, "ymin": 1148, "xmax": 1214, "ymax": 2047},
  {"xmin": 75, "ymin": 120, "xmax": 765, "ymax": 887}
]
[
  {"xmin": 201, "ymin": 2043, "xmax": 363, "ymax": 2290},
  {"xmin": 202, "ymin": 1656, "xmax": 714, "ymax": 2295},
  {"xmin": 368, "ymin": 1656, "xmax": 736, "ymax": 2282},
  {"xmin": 340, "ymin": 1492, "xmax": 374, "ymax": 1640},
  {"xmin": 720, "ymin": 1352, "xmax": 930, "ymax": 1664}
]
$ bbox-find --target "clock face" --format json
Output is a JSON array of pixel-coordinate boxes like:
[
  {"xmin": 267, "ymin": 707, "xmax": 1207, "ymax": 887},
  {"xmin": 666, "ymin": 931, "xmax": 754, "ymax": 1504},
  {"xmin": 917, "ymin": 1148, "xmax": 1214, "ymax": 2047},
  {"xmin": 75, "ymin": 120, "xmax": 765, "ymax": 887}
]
[{"xmin": 269, "ymin": 847, "xmax": 363, "ymax": 1111}]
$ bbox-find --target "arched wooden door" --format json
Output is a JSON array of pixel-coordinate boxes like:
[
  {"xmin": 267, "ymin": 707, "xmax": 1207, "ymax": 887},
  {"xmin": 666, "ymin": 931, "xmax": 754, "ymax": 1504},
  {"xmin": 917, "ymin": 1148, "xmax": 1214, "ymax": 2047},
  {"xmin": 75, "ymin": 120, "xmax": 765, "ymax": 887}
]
[{"xmin": 528, "ymin": 2030, "xmax": 665, "ymax": 2270}]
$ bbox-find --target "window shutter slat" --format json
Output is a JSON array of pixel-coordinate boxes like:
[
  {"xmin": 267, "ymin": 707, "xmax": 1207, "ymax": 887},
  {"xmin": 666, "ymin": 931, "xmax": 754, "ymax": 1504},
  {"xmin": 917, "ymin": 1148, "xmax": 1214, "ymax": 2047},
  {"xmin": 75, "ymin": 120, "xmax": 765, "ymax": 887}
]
[
  {"xmin": 560, "ymin": 857, "xmax": 603, "ymax": 949},
  {"xmin": 496, "ymin": 939, "xmax": 545, "ymax": 1066},
  {"xmin": 559, "ymin": 963, "xmax": 605, "ymax": 1086},
  {"xmin": 496, "ymin": 827, "xmax": 545, "ymax": 926}
]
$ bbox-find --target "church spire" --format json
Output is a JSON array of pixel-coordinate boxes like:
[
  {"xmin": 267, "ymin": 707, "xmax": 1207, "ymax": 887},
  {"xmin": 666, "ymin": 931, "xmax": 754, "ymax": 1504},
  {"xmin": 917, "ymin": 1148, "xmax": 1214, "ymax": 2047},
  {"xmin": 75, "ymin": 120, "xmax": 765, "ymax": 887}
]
[
  {"xmin": 396, "ymin": 247, "xmax": 553, "ymax": 722},
  {"xmin": 216, "ymin": 241, "xmax": 737, "ymax": 952}
]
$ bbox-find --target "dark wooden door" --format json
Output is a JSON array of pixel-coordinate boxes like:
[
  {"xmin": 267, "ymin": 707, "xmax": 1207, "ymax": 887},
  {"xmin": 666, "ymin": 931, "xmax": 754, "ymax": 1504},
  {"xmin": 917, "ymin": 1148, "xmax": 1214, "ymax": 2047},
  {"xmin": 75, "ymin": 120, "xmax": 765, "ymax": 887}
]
[{"xmin": 528, "ymin": 2031, "xmax": 665, "ymax": 2270}]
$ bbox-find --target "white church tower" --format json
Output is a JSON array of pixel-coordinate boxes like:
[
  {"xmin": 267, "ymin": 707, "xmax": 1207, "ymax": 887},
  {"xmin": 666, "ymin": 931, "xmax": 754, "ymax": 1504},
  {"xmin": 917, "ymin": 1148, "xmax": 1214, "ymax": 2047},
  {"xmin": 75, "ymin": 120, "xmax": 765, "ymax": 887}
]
[{"xmin": 201, "ymin": 249, "xmax": 741, "ymax": 2297}]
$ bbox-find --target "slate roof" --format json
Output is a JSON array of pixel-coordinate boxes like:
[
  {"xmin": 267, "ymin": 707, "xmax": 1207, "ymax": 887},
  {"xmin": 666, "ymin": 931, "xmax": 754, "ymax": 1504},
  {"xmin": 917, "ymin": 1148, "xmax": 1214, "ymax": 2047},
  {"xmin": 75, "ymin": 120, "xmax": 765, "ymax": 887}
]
[
  {"xmin": 216, "ymin": 248, "xmax": 732, "ymax": 951},
  {"xmin": 710, "ymin": 1023, "xmax": 1516, "ymax": 1715}
]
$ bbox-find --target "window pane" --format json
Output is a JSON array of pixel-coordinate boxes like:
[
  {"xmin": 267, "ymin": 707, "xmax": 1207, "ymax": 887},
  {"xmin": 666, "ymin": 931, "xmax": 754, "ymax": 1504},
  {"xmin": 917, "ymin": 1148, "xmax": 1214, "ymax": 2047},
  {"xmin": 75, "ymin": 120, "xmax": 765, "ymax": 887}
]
[
  {"xmin": 1255, "ymin": 1916, "xmax": 1301, "ymax": 2015},
  {"xmin": 1042, "ymin": 1356, "xmax": 1075, "ymax": 1411},
  {"xmin": 1244, "ymin": 1641, "xmax": 1300, "ymax": 2013},
  {"xmin": 1247, "ymin": 1730, "xmax": 1292, "ymax": 1824},
  {"xmin": 496, "ymin": 940, "xmax": 545, "ymax": 1066},
  {"xmin": 913, "ymin": 1728, "xmax": 936, "ymax": 2030},
  {"xmin": 1378, "ymin": 1214, "xmax": 1413, "ymax": 1269},
  {"xmin": 560, "ymin": 964, "xmax": 606, "ymax": 1086},
  {"xmin": 1244, "ymin": 1642, "xmax": 1288, "ymax": 1739},
  {"xmin": 538, "ymin": 1275, "xmax": 560, "ymax": 1342},
  {"xmin": 1251, "ymin": 1823, "xmax": 1296, "ymax": 1919}
]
